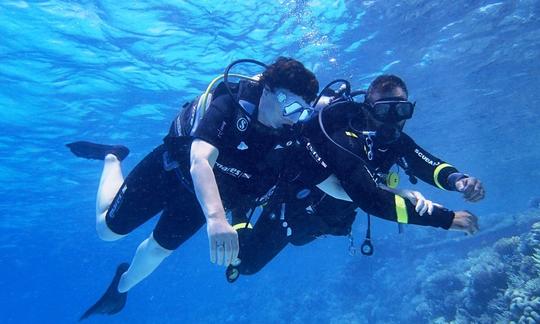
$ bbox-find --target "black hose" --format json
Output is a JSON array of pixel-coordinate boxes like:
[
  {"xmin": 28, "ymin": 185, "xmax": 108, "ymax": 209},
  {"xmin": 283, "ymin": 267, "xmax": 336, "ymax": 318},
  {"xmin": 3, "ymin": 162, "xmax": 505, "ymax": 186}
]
[
  {"xmin": 223, "ymin": 59, "xmax": 267, "ymax": 108},
  {"xmin": 312, "ymin": 79, "xmax": 351, "ymax": 108},
  {"xmin": 317, "ymin": 100, "xmax": 371, "ymax": 165}
]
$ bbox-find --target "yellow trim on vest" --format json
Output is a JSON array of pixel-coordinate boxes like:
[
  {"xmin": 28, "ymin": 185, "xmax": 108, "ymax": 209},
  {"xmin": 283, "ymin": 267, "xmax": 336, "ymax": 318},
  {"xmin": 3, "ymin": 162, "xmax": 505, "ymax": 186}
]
[
  {"xmin": 200, "ymin": 74, "xmax": 260, "ymax": 114},
  {"xmin": 232, "ymin": 223, "xmax": 253, "ymax": 231},
  {"xmin": 345, "ymin": 131, "xmax": 358, "ymax": 138},
  {"xmin": 395, "ymin": 195, "xmax": 408, "ymax": 224},
  {"xmin": 433, "ymin": 163, "xmax": 453, "ymax": 190}
]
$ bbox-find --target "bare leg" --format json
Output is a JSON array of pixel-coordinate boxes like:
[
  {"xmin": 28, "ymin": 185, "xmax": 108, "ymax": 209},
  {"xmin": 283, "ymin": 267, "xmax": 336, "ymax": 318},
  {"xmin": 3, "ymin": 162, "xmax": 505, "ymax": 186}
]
[
  {"xmin": 78, "ymin": 234, "xmax": 172, "ymax": 319},
  {"xmin": 117, "ymin": 233, "xmax": 173, "ymax": 293},
  {"xmin": 96, "ymin": 154, "xmax": 126, "ymax": 241}
]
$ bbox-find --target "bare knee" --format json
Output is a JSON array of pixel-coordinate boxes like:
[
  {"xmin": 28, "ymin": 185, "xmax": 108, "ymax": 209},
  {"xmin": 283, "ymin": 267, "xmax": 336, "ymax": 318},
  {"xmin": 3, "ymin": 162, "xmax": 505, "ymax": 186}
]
[
  {"xmin": 104, "ymin": 153, "xmax": 121, "ymax": 164},
  {"xmin": 96, "ymin": 216, "xmax": 125, "ymax": 241},
  {"xmin": 145, "ymin": 234, "xmax": 174, "ymax": 258}
]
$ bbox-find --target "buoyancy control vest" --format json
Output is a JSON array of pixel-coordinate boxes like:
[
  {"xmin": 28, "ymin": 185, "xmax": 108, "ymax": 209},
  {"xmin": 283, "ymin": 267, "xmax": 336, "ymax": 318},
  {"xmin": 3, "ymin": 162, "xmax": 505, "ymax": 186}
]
[{"xmin": 163, "ymin": 78, "xmax": 262, "ymax": 162}]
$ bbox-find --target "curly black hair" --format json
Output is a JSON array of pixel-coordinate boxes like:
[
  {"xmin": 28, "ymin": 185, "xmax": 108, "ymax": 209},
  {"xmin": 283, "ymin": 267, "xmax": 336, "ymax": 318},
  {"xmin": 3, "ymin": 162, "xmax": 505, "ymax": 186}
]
[
  {"xmin": 259, "ymin": 57, "xmax": 319, "ymax": 103},
  {"xmin": 366, "ymin": 74, "xmax": 409, "ymax": 102}
]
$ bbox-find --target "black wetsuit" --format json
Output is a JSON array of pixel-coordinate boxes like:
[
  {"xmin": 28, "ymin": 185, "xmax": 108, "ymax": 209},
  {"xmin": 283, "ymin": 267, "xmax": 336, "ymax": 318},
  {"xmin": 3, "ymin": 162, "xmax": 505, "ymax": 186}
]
[
  {"xmin": 233, "ymin": 100, "xmax": 462, "ymax": 276},
  {"xmin": 104, "ymin": 81, "xmax": 293, "ymax": 250}
]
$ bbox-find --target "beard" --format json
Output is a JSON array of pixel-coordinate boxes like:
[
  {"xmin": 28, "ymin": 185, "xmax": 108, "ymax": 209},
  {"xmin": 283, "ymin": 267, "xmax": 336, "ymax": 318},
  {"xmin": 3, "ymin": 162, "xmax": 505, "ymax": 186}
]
[{"xmin": 374, "ymin": 123, "xmax": 402, "ymax": 146}]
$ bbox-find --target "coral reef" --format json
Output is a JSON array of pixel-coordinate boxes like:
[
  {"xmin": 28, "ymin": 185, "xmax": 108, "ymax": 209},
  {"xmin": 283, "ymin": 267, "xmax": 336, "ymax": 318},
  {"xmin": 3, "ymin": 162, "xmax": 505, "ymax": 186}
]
[
  {"xmin": 494, "ymin": 236, "xmax": 520, "ymax": 259},
  {"xmin": 329, "ymin": 210, "xmax": 540, "ymax": 323},
  {"xmin": 410, "ymin": 220, "xmax": 540, "ymax": 323}
]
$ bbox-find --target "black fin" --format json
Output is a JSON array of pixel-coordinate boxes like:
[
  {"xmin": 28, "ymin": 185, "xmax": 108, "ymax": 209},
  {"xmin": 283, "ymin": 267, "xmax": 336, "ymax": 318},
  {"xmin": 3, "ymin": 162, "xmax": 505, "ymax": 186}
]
[
  {"xmin": 79, "ymin": 263, "xmax": 130, "ymax": 321},
  {"xmin": 66, "ymin": 141, "xmax": 130, "ymax": 161}
]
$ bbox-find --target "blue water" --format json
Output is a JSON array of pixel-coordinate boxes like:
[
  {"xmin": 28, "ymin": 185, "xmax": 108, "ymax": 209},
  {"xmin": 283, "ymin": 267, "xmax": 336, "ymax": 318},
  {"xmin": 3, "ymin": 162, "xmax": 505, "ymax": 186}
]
[{"xmin": 1, "ymin": 1, "xmax": 539, "ymax": 323}]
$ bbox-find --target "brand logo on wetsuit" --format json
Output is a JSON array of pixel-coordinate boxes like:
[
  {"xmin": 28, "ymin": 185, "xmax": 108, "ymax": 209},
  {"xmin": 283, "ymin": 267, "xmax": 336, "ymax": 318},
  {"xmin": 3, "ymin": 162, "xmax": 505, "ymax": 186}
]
[
  {"xmin": 108, "ymin": 184, "xmax": 128, "ymax": 218},
  {"xmin": 236, "ymin": 118, "xmax": 248, "ymax": 132},
  {"xmin": 306, "ymin": 142, "xmax": 327, "ymax": 168},
  {"xmin": 256, "ymin": 185, "xmax": 277, "ymax": 205},
  {"xmin": 414, "ymin": 148, "xmax": 440, "ymax": 166},
  {"xmin": 215, "ymin": 162, "xmax": 251, "ymax": 179},
  {"xmin": 216, "ymin": 121, "xmax": 227, "ymax": 139}
]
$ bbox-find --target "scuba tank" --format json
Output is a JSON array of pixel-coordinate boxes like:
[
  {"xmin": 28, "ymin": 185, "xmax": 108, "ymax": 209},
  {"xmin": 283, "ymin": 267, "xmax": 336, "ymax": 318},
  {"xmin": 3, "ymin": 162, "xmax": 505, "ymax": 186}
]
[
  {"xmin": 172, "ymin": 73, "xmax": 262, "ymax": 138},
  {"xmin": 163, "ymin": 59, "xmax": 268, "ymax": 160}
]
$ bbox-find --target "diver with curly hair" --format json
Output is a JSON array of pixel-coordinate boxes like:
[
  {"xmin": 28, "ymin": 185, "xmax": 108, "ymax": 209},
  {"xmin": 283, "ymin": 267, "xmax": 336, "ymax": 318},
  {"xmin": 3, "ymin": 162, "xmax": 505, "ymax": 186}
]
[{"xmin": 67, "ymin": 57, "xmax": 319, "ymax": 319}]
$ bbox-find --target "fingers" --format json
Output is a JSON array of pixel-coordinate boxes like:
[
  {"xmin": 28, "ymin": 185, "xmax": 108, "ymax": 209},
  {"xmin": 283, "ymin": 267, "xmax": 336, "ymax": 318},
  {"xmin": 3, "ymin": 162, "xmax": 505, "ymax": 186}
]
[
  {"xmin": 231, "ymin": 236, "xmax": 239, "ymax": 262},
  {"xmin": 470, "ymin": 181, "xmax": 485, "ymax": 201},
  {"xmin": 219, "ymin": 243, "xmax": 226, "ymax": 266},
  {"xmin": 455, "ymin": 179, "xmax": 465, "ymax": 191},
  {"xmin": 457, "ymin": 213, "xmax": 474, "ymax": 235},
  {"xmin": 411, "ymin": 191, "xmax": 429, "ymax": 216},
  {"xmin": 210, "ymin": 238, "xmax": 217, "ymax": 264},
  {"xmin": 416, "ymin": 199, "xmax": 431, "ymax": 216},
  {"xmin": 415, "ymin": 198, "xmax": 426, "ymax": 216},
  {"xmin": 215, "ymin": 240, "xmax": 232, "ymax": 266},
  {"xmin": 450, "ymin": 211, "xmax": 473, "ymax": 235},
  {"xmin": 467, "ymin": 220, "xmax": 479, "ymax": 235},
  {"xmin": 465, "ymin": 220, "xmax": 474, "ymax": 235},
  {"xmin": 474, "ymin": 181, "xmax": 482, "ymax": 193},
  {"xmin": 467, "ymin": 190, "xmax": 484, "ymax": 202},
  {"xmin": 464, "ymin": 180, "xmax": 485, "ymax": 202},
  {"xmin": 455, "ymin": 183, "xmax": 462, "ymax": 191},
  {"xmin": 427, "ymin": 200, "xmax": 434, "ymax": 215},
  {"xmin": 419, "ymin": 200, "xmax": 429, "ymax": 216},
  {"xmin": 208, "ymin": 219, "xmax": 240, "ymax": 266},
  {"xmin": 462, "ymin": 181, "xmax": 475, "ymax": 198},
  {"xmin": 412, "ymin": 191, "xmax": 424, "ymax": 202},
  {"xmin": 217, "ymin": 242, "xmax": 226, "ymax": 266},
  {"xmin": 421, "ymin": 200, "xmax": 429, "ymax": 215},
  {"xmin": 210, "ymin": 236, "xmax": 239, "ymax": 266},
  {"xmin": 461, "ymin": 211, "xmax": 479, "ymax": 235},
  {"xmin": 224, "ymin": 233, "xmax": 239, "ymax": 266},
  {"xmin": 209, "ymin": 236, "xmax": 226, "ymax": 266},
  {"xmin": 457, "ymin": 178, "xmax": 478, "ymax": 199},
  {"xmin": 224, "ymin": 239, "xmax": 233, "ymax": 266}
]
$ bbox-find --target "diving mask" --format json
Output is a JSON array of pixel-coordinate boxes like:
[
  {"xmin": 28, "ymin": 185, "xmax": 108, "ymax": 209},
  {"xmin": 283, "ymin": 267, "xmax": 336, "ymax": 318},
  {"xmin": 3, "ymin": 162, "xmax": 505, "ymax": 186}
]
[
  {"xmin": 366, "ymin": 97, "xmax": 415, "ymax": 123},
  {"xmin": 276, "ymin": 89, "xmax": 313, "ymax": 121}
]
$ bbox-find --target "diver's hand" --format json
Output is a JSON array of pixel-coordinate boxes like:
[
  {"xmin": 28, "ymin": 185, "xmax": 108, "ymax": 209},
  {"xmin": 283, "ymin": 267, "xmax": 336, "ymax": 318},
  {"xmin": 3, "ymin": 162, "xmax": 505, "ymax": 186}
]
[
  {"xmin": 401, "ymin": 189, "xmax": 442, "ymax": 216},
  {"xmin": 450, "ymin": 210, "xmax": 479, "ymax": 235},
  {"xmin": 455, "ymin": 177, "xmax": 485, "ymax": 202},
  {"xmin": 206, "ymin": 215, "xmax": 239, "ymax": 266}
]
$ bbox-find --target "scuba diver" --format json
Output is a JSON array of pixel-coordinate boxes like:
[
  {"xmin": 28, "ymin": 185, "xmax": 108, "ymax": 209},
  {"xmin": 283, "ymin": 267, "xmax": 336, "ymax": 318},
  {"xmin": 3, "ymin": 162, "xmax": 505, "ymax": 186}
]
[
  {"xmin": 66, "ymin": 57, "xmax": 319, "ymax": 320},
  {"xmin": 225, "ymin": 74, "xmax": 485, "ymax": 282}
]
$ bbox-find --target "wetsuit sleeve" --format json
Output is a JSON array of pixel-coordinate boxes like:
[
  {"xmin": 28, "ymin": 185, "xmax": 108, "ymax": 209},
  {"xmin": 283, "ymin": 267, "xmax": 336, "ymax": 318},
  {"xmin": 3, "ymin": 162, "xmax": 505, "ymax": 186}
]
[
  {"xmin": 339, "ymin": 162, "xmax": 454, "ymax": 229},
  {"xmin": 327, "ymin": 132, "xmax": 455, "ymax": 229},
  {"xmin": 192, "ymin": 95, "xmax": 236, "ymax": 150},
  {"xmin": 398, "ymin": 133, "xmax": 461, "ymax": 191}
]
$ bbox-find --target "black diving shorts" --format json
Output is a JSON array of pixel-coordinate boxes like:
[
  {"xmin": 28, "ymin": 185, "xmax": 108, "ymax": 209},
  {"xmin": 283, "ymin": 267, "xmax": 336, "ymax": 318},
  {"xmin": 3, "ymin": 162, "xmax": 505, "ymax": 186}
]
[{"xmin": 105, "ymin": 144, "xmax": 206, "ymax": 250}]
